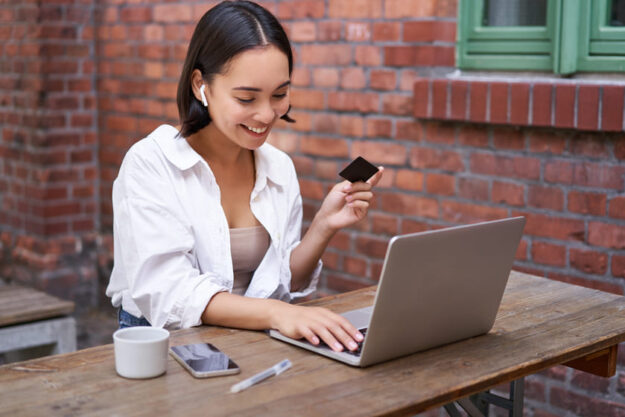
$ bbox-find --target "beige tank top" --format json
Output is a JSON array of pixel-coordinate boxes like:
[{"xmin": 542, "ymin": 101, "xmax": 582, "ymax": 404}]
[{"xmin": 230, "ymin": 226, "xmax": 271, "ymax": 295}]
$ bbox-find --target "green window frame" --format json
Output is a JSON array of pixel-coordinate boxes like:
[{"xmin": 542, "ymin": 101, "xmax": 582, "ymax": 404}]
[{"xmin": 457, "ymin": 0, "xmax": 625, "ymax": 74}]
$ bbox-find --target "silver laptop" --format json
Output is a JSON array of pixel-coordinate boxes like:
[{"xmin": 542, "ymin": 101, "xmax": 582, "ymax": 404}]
[{"xmin": 269, "ymin": 216, "xmax": 526, "ymax": 367}]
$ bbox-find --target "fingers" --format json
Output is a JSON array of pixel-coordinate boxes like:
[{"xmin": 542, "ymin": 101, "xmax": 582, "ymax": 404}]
[
  {"xmin": 294, "ymin": 307, "xmax": 363, "ymax": 352},
  {"xmin": 367, "ymin": 166, "xmax": 385, "ymax": 187}
]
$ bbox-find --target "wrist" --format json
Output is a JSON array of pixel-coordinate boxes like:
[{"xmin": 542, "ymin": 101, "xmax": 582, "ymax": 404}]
[
  {"xmin": 267, "ymin": 299, "xmax": 288, "ymax": 330},
  {"xmin": 310, "ymin": 213, "xmax": 337, "ymax": 243}
]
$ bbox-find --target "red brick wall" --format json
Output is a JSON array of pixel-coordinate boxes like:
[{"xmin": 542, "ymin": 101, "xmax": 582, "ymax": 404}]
[
  {"xmin": 3, "ymin": 0, "xmax": 625, "ymax": 415},
  {"xmin": 0, "ymin": 1, "xmax": 99, "ymax": 305}
]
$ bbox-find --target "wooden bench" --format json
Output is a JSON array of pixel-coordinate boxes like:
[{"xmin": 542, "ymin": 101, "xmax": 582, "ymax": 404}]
[{"xmin": 0, "ymin": 284, "xmax": 76, "ymax": 363}]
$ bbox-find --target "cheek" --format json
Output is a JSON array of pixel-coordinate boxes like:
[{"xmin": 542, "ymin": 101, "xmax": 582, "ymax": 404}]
[{"xmin": 276, "ymin": 100, "xmax": 290, "ymax": 116}]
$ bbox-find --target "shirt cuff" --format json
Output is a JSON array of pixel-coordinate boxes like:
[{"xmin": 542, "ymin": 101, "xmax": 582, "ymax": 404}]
[
  {"xmin": 289, "ymin": 259, "xmax": 322, "ymax": 299},
  {"xmin": 167, "ymin": 275, "xmax": 230, "ymax": 329}
]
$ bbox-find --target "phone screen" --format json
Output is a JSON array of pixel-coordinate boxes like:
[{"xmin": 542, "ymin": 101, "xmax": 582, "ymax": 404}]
[{"xmin": 170, "ymin": 343, "xmax": 239, "ymax": 373}]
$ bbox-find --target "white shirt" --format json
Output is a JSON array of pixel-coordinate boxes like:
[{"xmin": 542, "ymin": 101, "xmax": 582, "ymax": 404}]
[{"xmin": 106, "ymin": 124, "xmax": 321, "ymax": 329}]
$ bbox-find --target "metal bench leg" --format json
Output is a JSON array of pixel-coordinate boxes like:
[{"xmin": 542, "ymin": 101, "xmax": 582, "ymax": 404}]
[{"xmin": 444, "ymin": 378, "xmax": 524, "ymax": 417}]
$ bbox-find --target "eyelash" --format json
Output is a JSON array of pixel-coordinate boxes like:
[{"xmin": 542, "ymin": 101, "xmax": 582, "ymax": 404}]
[{"xmin": 236, "ymin": 93, "xmax": 287, "ymax": 104}]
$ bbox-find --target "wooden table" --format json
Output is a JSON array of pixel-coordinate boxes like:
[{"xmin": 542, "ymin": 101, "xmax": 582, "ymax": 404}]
[
  {"xmin": 0, "ymin": 285, "xmax": 75, "ymax": 363},
  {"xmin": 1, "ymin": 271, "xmax": 625, "ymax": 417}
]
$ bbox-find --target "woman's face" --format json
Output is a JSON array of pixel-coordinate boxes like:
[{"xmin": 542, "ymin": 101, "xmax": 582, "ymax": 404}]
[{"xmin": 203, "ymin": 45, "xmax": 290, "ymax": 150}]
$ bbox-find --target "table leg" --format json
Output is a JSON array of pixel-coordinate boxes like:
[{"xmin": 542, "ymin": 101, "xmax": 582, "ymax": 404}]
[{"xmin": 444, "ymin": 378, "xmax": 524, "ymax": 417}]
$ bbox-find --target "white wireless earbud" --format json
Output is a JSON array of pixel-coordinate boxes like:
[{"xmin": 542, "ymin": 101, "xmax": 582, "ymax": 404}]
[{"xmin": 199, "ymin": 84, "xmax": 208, "ymax": 107}]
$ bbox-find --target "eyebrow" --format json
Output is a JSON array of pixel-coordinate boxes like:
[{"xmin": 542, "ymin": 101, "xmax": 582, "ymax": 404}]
[{"xmin": 232, "ymin": 80, "xmax": 290, "ymax": 92}]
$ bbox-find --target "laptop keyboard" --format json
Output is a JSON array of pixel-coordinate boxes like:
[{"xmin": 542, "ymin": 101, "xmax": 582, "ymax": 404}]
[{"xmin": 316, "ymin": 328, "xmax": 368, "ymax": 356}]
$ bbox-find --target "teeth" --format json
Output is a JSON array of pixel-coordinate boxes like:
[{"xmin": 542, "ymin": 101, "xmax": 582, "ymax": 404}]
[{"xmin": 243, "ymin": 125, "xmax": 267, "ymax": 134}]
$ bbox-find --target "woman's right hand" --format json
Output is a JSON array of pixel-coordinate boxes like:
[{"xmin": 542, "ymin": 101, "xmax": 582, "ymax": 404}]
[{"xmin": 268, "ymin": 301, "xmax": 364, "ymax": 352}]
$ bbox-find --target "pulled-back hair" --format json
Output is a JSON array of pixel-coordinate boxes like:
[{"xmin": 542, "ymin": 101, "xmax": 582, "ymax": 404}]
[{"xmin": 176, "ymin": 1, "xmax": 294, "ymax": 138}]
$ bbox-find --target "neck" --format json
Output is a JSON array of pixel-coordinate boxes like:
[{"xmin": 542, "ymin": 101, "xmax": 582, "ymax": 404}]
[{"xmin": 187, "ymin": 123, "xmax": 251, "ymax": 167}]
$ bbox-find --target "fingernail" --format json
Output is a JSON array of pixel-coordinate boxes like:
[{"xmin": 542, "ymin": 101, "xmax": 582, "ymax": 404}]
[
  {"xmin": 312, "ymin": 336, "xmax": 319, "ymax": 345},
  {"xmin": 355, "ymin": 332, "xmax": 364, "ymax": 341},
  {"xmin": 349, "ymin": 342, "xmax": 358, "ymax": 350},
  {"xmin": 343, "ymin": 185, "xmax": 351, "ymax": 192},
  {"xmin": 334, "ymin": 342, "xmax": 343, "ymax": 351}
]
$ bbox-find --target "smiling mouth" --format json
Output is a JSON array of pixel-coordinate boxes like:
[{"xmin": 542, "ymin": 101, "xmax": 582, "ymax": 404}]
[{"xmin": 242, "ymin": 124, "xmax": 268, "ymax": 134}]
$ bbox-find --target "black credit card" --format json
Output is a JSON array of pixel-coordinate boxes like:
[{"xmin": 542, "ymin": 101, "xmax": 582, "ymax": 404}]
[{"xmin": 339, "ymin": 156, "xmax": 379, "ymax": 183}]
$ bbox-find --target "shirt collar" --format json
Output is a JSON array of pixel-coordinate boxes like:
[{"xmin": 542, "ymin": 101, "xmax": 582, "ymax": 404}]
[
  {"xmin": 152, "ymin": 124, "xmax": 286, "ymax": 187},
  {"xmin": 254, "ymin": 144, "xmax": 287, "ymax": 187},
  {"xmin": 151, "ymin": 125, "xmax": 203, "ymax": 171}
]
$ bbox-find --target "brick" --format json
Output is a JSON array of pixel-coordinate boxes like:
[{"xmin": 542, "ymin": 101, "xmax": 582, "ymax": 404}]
[
  {"xmin": 431, "ymin": 79, "xmax": 448, "ymax": 119},
  {"xmin": 602, "ymin": 85, "xmax": 625, "ymax": 131},
  {"xmin": 609, "ymin": 196, "xmax": 625, "ymax": 220},
  {"xmin": 340, "ymin": 67, "xmax": 366, "ymax": 90},
  {"xmin": 450, "ymin": 80, "xmax": 468, "ymax": 120},
  {"xmin": 492, "ymin": 128, "xmax": 524, "ymax": 150},
  {"xmin": 403, "ymin": 21, "xmax": 456, "ymax": 42},
  {"xmin": 554, "ymin": 84, "xmax": 576, "ymax": 129},
  {"xmin": 588, "ymin": 222, "xmax": 625, "ymax": 249},
  {"xmin": 458, "ymin": 178, "xmax": 489, "ymax": 201},
  {"xmin": 120, "ymin": 6, "xmax": 151, "ymax": 23},
  {"xmin": 492, "ymin": 181, "xmax": 525, "ymax": 206},
  {"xmin": 544, "ymin": 160, "xmax": 574, "ymax": 184},
  {"xmin": 400, "ymin": 70, "xmax": 420, "ymax": 92},
  {"xmin": 321, "ymin": 251, "xmax": 340, "ymax": 271},
  {"xmin": 570, "ymin": 248, "xmax": 608, "ymax": 275},
  {"xmin": 329, "ymin": 0, "xmax": 382, "ymax": 18},
  {"xmin": 153, "ymin": 4, "xmax": 191, "ymax": 23},
  {"xmin": 441, "ymin": 201, "xmax": 508, "ymax": 224},
  {"xmin": 410, "ymin": 147, "xmax": 464, "ymax": 171},
  {"xmin": 401, "ymin": 219, "xmax": 430, "ymax": 234},
  {"xmin": 382, "ymin": 94, "xmax": 413, "ymax": 116},
  {"xmin": 469, "ymin": 82, "xmax": 487, "ymax": 123},
  {"xmin": 416, "ymin": 45, "xmax": 454, "ymax": 66},
  {"xmin": 345, "ymin": 22, "xmax": 371, "ymax": 42},
  {"xmin": 426, "ymin": 173, "xmax": 455, "ymax": 196},
  {"xmin": 344, "ymin": 256, "xmax": 368, "ymax": 277},
  {"xmin": 490, "ymin": 82, "xmax": 508, "ymax": 124},
  {"xmin": 370, "ymin": 70, "xmax": 396, "ymax": 91},
  {"xmin": 366, "ymin": 118, "xmax": 392, "ymax": 138},
  {"xmin": 381, "ymin": 192, "xmax": 439, "ymax": 218},
  {"xmin": 300, "ymin": 136, "xmax": 349, "ymax": 158},
  {"xmin": 568, "ymin": 191, "xmax": 606, "ymax": 216},
  {"xmin": 395, "ymin": 169, "xmax": 424, "ymax": 191},
  {"xmin": 351, "ymin": 141, "xmax": 406, "ymax": 165},
  {"xmin": 528, "ymin": 185, "xmax": 564, "ymax": 211},
  {"xmin": 339, "ymin": 115, "xmax": 364, "ymax": 137},
  {"xmin": 290, "ymin": 21, "xmax": 316, "ymax": 42},
  {"xmin": 515, "ymin": 212, "xmax": 585, "ymax": 241},
  {"xmin": 528, "ymin": 130, "xmax": 566, "ymax": 154},
  {"xmin": 516, "ymin": 238, "xmax": 528, "ymax": 260},
  {"xmin": 613, "ymin": 255, "xmax": 625, "ymax": 278},
  {"xmin": 384, "ymin": 46, "xmax": 417, "ymax": 67},
  {"xmin": 531, "ymin": 241, "xmax": 566, "ymax": 266},
  {"xmin": 385, "ymin": 0, "xmax": 436, "ymax": 18},
  {"xmin": 413, "ymin": 78, "xmax": 430, "ymax": 118},
  {"xmin": 532, "ymin": 83, "xmax": 553, "ymax": 127},
  {"xmin": 395, "ymin": 120, "xmax": 423, "ymax": 141},
  {"xmin": 312, "ymin": 113, "xmax": 338, "ymax": 134},
  {"xmin": 571, "ymin": 370, "xmax": 611, "ymax": 394},
  {"xmin": 290, "ymin": 88, "xmax": 324, "ymax": 110},
  {"xmin": 277, "ymin": 0, "xmax": 325, "ymax": 19},
  {"xmin": 326, "ymin": 274, "xmax": 369, "ymax": 292},
  {"xmin": 371, "ymin": 213, "xmax": 399, "ymax": 236},
  {"xmin": 355, "ymin": 235, "xmax": 388, "ymax": 259},
  {"xmin": 574, "ymin": 162, "xmax": 625, "ymax": 189},
  {"xmin": 577, "ymin": 85, "xmax": 600, "ymax": 131},
  {"xmin": 313, "ymin": 68, "xmax": 339, "ymax": 88},
  {"xmin": 317, "ymin": 21, "xmax": 342, "ymax": 42},
  {"xmin": 570, "ymin": 134, "xmax": 608, "ymax": 158},
  {"xmin": 458, "ymin": 125, "xmax": 489, "ymax": 147},
  {"xmin": 373, "ymin": 22, "xmax": 400, "ymax": 41},
  {"xmin": 355, "ymin": 46, "xmax": 382, "ymax": 66},
  {"xmin": 509, "ymin": 83, "xmax": 530, "ymax": 125},
  {"xmin": 549, "ymin": 272, "xmax": 624, "ymax": 295},
  {"xmin": 470, "ymin": 153, "xmax": 540, "ymax": 180},
  {"xmin": 292, "ymin": 67, "xmax": 310, "ymax": 87},
  {"xmin": 314, "ymin": 160, "xmax": 338, "ymax": 180},
  {"xmin": 328, "ymin": 92, "xmax": 378, "ymax": 113},
  {"xmin": 300, "ymin": 45, "xmax": 352, "ymax": 66},
  {"xmin": 298, "ymin": 179, "xmax": 325, "ymax": 200}
]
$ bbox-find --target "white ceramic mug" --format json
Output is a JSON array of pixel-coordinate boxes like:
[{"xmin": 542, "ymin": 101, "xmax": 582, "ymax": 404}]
[{"xmin": 113, "ymin": 327, "xmax": 170, "ymax": 379}]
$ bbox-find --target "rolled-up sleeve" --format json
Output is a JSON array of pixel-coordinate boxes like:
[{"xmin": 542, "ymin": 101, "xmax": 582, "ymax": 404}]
[{"xmin": 112, "ymin": 152, "xmax": 228, "ymax": 329}]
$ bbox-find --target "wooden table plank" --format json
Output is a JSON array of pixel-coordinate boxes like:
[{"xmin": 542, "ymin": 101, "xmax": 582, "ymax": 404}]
[
  {"xmin": 0, "ymin": 286, "xmax": 75, "ymax": 327},
  {"xmin": 1, "ymin": 271, "xmax": 625, "ymax": 417}
]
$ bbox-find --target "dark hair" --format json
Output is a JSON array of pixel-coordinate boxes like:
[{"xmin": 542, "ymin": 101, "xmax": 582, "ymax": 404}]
[{"xmin": 177, "ymin": 0, "xmax": 295, "ymax": 138}]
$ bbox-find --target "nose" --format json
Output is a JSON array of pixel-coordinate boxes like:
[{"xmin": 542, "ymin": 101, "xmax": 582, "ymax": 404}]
[{"xmin": 255, "ymin": 101, "xmax": 276, "ymax": 124}]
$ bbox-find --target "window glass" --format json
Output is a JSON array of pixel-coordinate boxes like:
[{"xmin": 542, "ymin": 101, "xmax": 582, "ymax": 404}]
[
  {"xmin": 484, "ymin": 0, "xmax": 548, "ymax": 26},
  {"xmin": 611, "ymin": 0, "xmax": 625, "ymax": 26}
]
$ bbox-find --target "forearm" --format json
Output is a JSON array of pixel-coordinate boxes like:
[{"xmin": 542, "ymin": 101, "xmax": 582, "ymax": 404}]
[
  {"xmin": 289, "ymin": 214, "xmax": 336, "ymax": 291},
  {"xmin": 201, "ymin": 291, "xmax": 283, "ymax": 330}
]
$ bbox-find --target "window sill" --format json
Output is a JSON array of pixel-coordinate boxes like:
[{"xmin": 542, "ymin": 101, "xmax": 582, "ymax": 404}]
[{"xmin": 413, "ymin": 73, "xmax": 625, "ymax": 132}]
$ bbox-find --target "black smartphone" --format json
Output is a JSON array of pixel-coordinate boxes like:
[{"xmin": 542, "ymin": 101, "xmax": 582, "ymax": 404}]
[{"xmin": 169, "ymin": 343, "xmax": 240, "ymax": 378}]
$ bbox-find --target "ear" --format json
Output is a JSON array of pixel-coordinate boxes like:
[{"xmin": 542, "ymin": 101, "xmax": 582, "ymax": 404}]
[{"xmin": 191, "ymin": 69, "xmax": 206, "ymax": 104}]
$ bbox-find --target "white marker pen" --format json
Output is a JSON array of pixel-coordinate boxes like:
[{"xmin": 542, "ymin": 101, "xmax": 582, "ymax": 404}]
[{"xmin": 230, "ymin": 359, "xmax": 292, "ymax": 393}]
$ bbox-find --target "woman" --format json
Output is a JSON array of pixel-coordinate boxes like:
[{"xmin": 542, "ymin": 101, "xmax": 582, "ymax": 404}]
[{"xmin": 106, "ymin": 0, "xmax": 384, "ymax": 353}]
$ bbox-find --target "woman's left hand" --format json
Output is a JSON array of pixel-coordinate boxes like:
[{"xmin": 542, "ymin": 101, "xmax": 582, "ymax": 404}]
[{"xmin": 315, "ymin": 167, "xmax": 385, "ymax": 232}]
